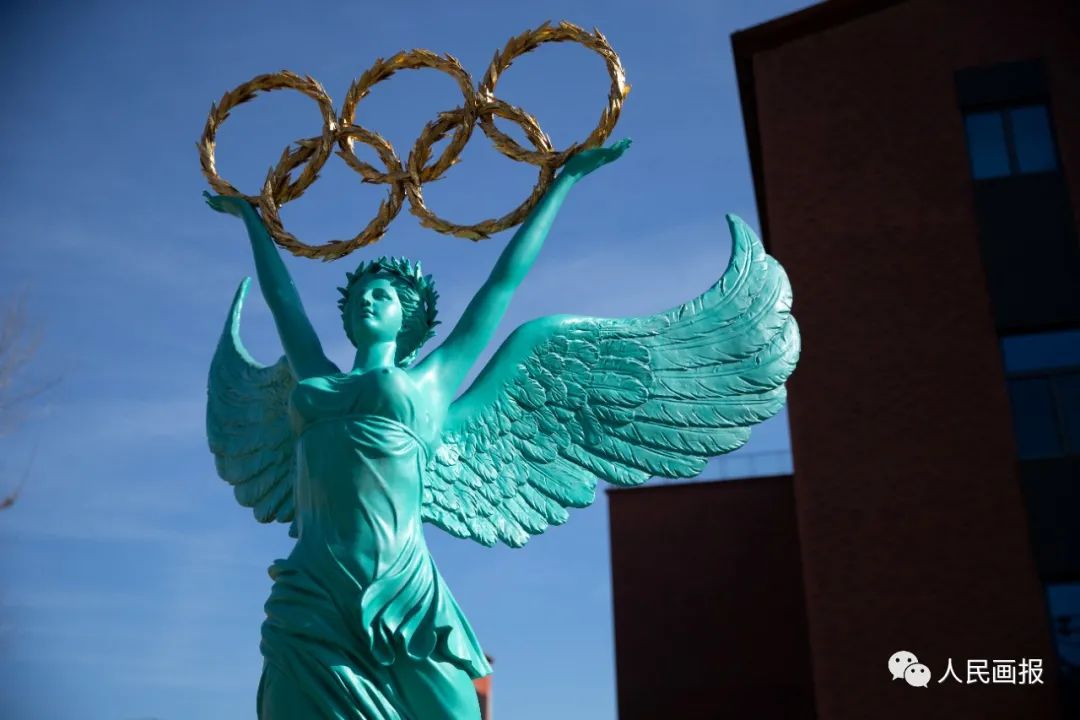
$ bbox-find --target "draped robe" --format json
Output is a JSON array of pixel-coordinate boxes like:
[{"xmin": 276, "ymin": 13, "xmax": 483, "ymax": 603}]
[{"xmin": 257, "ymin": 368, "xmax": 490, "ymax": 719}]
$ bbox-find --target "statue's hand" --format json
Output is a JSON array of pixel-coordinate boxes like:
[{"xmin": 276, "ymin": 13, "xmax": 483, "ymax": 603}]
[
  {"xmin": 560, "ymin": 138, "xmax": 631, "ymax": 181},
  {"xmin": 203, "ymin": 191, "xmax": 253, "ymax": 219}
]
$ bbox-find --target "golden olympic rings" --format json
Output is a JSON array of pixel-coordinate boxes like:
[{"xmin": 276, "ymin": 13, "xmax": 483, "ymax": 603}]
[
  {"xmin": 199, "ymin": 71, "xmax": 337, "ymax": 207},
  {"xmin": 197, "ymin": 21, "xmax": 630, "ymax": 260}
]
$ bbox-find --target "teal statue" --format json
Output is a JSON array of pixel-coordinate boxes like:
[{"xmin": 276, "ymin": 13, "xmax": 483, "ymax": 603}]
[{"xmin": 204, "ymin": 139, "xmax": 799, "ymax": 719}]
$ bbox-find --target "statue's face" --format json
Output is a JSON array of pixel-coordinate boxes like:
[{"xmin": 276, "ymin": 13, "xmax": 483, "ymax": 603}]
[{"xmin": 348, "ymin": 276, "xmax": 404, "ymax": 345}]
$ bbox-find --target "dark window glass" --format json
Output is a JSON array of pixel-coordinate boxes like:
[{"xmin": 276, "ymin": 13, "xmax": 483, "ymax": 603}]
[
  {"xmin": 964, "ymin": 111, "xmax": 1011, "ymax": 179},
  {"xmin": 1002, "ymin": 330, "xmax": 1080, "ymax": 372},
  {"xmin": 1046, "ymin": 583, "xmax": 1080, "ymax": 669},
  {"xmin": 1007, "ymin": 377, "xmax": 1063, "ymax": 459},
  {"xmin": 1010, "ymin": 105, "xmax": 1058, "ymax": 173},
  {"xmin": 1002, "ymin": 331, "xmax": 1080, "ymax": 459},
  {"xmin": 963, "ymin": 103, "xmax": 1059, "ymax": 179}
]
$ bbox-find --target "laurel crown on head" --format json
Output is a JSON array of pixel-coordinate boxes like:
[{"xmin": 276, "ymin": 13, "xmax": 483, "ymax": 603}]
[{"xmin": 337, "ymin": 257, "xmax": 439, "ymax": 367}]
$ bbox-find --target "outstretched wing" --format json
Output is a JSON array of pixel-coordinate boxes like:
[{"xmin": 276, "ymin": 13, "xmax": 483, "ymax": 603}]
[
  {"xmin": 206, "ymin": 278, "xmax": 298, "ymax": 535},
  {"xmin": 422, "ymin": 215, "xmax": 799, "ymax": 548}
]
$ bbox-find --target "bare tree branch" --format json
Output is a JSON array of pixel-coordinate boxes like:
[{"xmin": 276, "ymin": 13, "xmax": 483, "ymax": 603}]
[
  {"xmin": 0, "ymin": 487, "xmax": 19, "ymax": 511},
  {"xmin": 0, "ymin": 293, "xmax": 53, "ymax": 510},
  {"xmin": 0, "ymin": 443, "xmax": 35, "ymax": 511},
  {"xmin": 0, "ymin": 295, "xmax": 53, "ymax": 433}
]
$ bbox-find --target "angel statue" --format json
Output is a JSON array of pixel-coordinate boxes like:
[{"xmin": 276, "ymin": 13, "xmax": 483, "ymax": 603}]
[{"xmin": 204, "ymin": 138, "xmax": 799, "ymax": 719}]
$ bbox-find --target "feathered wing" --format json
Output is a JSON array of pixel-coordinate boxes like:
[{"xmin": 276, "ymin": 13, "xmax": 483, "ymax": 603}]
[
  {"xmin": 422, "ymin": 214, "xmax": 800, "ymax": 548},
  {"xmin": 206, "ymin": 278, "xmax": 299, "ymax": 536}
]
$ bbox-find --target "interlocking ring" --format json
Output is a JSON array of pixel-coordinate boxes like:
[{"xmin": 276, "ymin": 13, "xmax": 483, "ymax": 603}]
[
  {"xmin": 198, "ymin": 71, "xmax": 337, "ymax": 205},
  {"xmin": 478, "ymin": 22, "xmax": 628, "ymax": 167},
  {"xmin": 339, "ymin": 50, "xmax": 477, "ymax": 186},
  {"xmin": 260, "ymin": 125, "xmax": 406, "ymax": 261},
  {"xmin": 198, "ymin": 21, "xmax": 630, "ymax": 260},
  {"xmin": 405, "ymin": 100, "xmax": 555, "ymax": 240}
]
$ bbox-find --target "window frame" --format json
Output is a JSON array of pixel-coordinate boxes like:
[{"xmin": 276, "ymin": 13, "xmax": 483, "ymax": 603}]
[
  {"xmin": 1002, "ymin": 330, "xmax": 1080, "ymax": 460},
  {"xmin": 963, "ymin": 103, "xmax": 1060, "ymax": 180}
]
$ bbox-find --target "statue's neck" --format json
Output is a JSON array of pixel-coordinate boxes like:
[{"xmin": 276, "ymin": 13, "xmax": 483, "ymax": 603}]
[{"xmin": 351, "ymin": 341, "xmax": 397, "ymax": 373}]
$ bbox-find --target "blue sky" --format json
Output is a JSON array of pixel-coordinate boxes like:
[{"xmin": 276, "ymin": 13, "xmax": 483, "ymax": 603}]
[{"xmin": 0, "ymin": 1, "xmax": 811, "ymax": 718}]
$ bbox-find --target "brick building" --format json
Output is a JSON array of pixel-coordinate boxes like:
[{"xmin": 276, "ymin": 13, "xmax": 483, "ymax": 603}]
[{"xmin": 609, "ymin": 1, "xmax": 1079, "ymax": 718}]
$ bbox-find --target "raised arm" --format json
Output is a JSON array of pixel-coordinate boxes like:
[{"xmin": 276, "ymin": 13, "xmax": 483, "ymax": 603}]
[
  {"xmin": 416, "ymin": 139, "xmax": 631, "ymax": 401},
  {"xmin": 204, "ymin": 193, "xmax": 338, "ymax": 380}
]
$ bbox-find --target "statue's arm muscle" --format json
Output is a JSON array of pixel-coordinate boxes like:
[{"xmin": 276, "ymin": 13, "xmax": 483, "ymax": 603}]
[
  {"xmin": 239, "ymin": 205, "xmax": 338, "ymax": 380},
  {"xmin": 416, "ymin": 171, "xmax": 578, "ymax": 399}
]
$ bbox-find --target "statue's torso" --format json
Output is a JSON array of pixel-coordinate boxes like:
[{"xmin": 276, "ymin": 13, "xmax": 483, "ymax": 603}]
[
  {"xmin": 263, "ymin": 368, "xmax": 492, "ymax": 694},
  {"xmin": 288, "ymin": 367, "xmax": 433, "ymax": 580}
]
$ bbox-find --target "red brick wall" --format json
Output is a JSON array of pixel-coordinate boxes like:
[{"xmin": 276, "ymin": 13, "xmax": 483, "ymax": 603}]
[
  {"xmin": 748, "ymin": 0, "xmax": 1076, "ymax": 717},
  {"xmin": 609, "ymin": 477, "xmax": 814, "ymax": 720}
]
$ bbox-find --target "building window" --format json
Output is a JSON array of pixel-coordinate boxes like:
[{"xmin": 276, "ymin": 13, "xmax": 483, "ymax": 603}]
[
  {"xmin": 1047, "ymin": 582, "xmax": 1080, "ymax": 669},
  {"xmin": 964, "ymin": 104, "xmax": 1058, "ymax": 180},
  {"xmin": 1002, "ymin": 330, "xmax": 1080, "ymax": 459}
]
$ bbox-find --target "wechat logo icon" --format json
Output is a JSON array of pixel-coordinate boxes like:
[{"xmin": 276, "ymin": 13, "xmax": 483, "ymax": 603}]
[{"xmin": 890, "ymin": 650, "xmax": 930, "ymax": 688}]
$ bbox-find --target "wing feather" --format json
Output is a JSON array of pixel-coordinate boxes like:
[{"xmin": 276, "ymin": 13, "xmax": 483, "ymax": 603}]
[
  {"xmin": 206, "ymin": 279, "xmax": 298, "ymax": 534},
  {"xmin": 422, "ymin": 215, "xmax": 800, "ymax": 547}
]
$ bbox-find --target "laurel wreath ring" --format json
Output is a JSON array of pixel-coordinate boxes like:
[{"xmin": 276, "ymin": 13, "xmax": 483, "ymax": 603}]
[{"xmin": 198, "ymin": 21, "xmax": 629, "ymax": 260}]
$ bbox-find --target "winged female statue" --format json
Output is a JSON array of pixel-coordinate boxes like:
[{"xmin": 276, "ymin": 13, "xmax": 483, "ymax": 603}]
[{"xmin": 204, "ymin": 139, "xmax": 799, "ymax": 719}]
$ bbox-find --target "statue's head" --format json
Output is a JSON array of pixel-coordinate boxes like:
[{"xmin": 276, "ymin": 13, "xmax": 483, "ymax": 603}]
[{"xmin": 337, "ymin": 257, "xmax": 439, "ymax": 367}]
